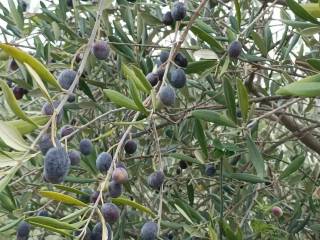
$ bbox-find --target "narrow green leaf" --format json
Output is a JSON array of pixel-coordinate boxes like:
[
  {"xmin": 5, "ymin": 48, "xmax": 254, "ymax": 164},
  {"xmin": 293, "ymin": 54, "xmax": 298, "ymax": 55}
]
[
  {"xmin": 0, "ymin": 121, "xmax": 29, "ymax": 151},
  {"xmin": 302, "ymin": 3, "xmax": 320, "ymax": 18},
  {"xmin": 194, "ymin": 19, "xmax": 215, "ymax": 33},
  {"xmin": 192, "ymin": 110, "xmax": 237, "ymax": 128},
  {"xmin": 297, "ymin": 73, "xmax": 320, "ymax": 83},
  {"xmin": 220, "ymin": 220, "xmax": 238, "ymax": 239},
  {"xmin": 54, "ymin": 185, "xmax": 90, "ymax": 196},
  {"xmin": 61, "ymin": 208, "xmax": 89, "ymax": 223},
  {"xmin": 137, "ymin": 12, "xmax": 144, "ymax": 48},
  {"xmin": 236, "ymin": 79, "xmax": 249, "ymax": 121},
  {"xmin": 246, "ymin": 135, "xmax": 265, "ymax": 178},
  {"xmin": 27, "ymin": 221, "xmax": 71, "ymax": 236},
  {"xmin": 276, "ymin": 82, "xmax": 320, "ymax": 97},
  {"xmin": 299, "ymin": 26, "xmax": 320, "ymax": 36},
  {"xmin": 79, "ymin": 79, "xmax": 96, "ymax": 102},
  {"xmin": 0, "ymin": 81, "xmax": 37, "ymax": 127},
  {"xmin": 174, "ymin": 204, "xmax": 193, "ymax": 224},
  {"xmin": 8, "ymin": 115, "xmax": 49, "ymax": 135},
  {"xmin": 104, "ymin": 89, "xmax": 139, "ymax": 111},
  {"xmin": 0, "ymin": 218, "xmax": 21, "ymax": 232},
  {"xmin": 183, "ymin": 225, "xmax": 206, "ymax": 238},
  {"xmin": 122, "ymin": 64, "xmax": 149, "ymax": 93},
  {"xmin": 0, "ymin": 50, "xmax": 9, "ymax": 61},
  {"xmin": 112, "ymin": 197, "xmax": 156, "ymax": 217},
  {"xmin": 284, "ymin": 33, "xmax": 300, "ymax": 60},
  {"xmin": 25, "ymin": 63, "xmax": 52, "ymax": 101},
  {"xmin": 170, "ymin": 153, "xmax": 202, "ymax": 165},
  {"xmin": 0, "ymin": 192, "xmax": 16, "ymax": 211},
  {"xmin": 219, "ymin": 56, "xmax": 230, "ymax": 78},
  {"xmin": 128, "ymin": 80, "xmax": 148, "ymax": 114},
  {"xmin": 64, "ymin": 176, "xmax": 98, "ymax": 183},
  {"xmin": 209, "ymin": 225, "xmax": 218, "ymax": 240},
  {"xmin": 0, "ymin": 44, "xmax": 62, "ymax": 90},
  {"xmin": 310, "ymin": 224, "xmax": 320, "ymax": 232},
  {"xmin": 264, "ymin": 24, "xmax": 273, "ymax": 51},
  {"xmin": 8, "ymin": 0, "xmax": 23, "ymax": 31},
  {"xmin": 277, "ymin": 73, "xmax": 320, "ymax": 96},
  {"xmin": 187, "ymin": 183, "xmax": 194, "ymax": 207},
  {"xmin": 160, "ymin": 221, "xmax": 184, "ymax": 229},
  {"xmin": 108, "ymin": 35, "xmax": 135, "ymax": 62},
  {"xmin": 281, "ymin": 19, "xmax": 317, "ymax": 28},
  {"xmin": 130, "ymin": 65, "xmax": 153, "ymax": 93},
  {"xmin": 119, "ymin": 6, "xmax": 134, "ymax": 37},
  {"xmin": 224, "ymin": 172, "xmax": 268, "ymax": 183},
  {"xmin": 194, "ymin": 119, "xmax": 208, "ymax": 157},
  {"xmin": 172, "ymin": 198, "xmax": 205, "ymax": 223},
  {"xmin": 0, "ymin": 165, "xmax": 20, "ymax": 193},
  {"xmin": 307, "ymin": 59, "xmax": 320, "ymax": 71},
  {"xmin": 251, "ymin": 32, "xmax": 268, "ymax": 56},
  {"xmin": 234, "ymin": 0, "xmax": 241, "ymax": 29},
  {"xmin": 114, "ymin": 20, "xmax": 132, "ymax": 44},
  {"xmin": 287, "ymin": 0, "xmax": 319, "ymax": 24},
  {"xmin": 191, "ymin": 26, "xmax": 224, "ymax": 54},
  {"xmin": 185, "ymin": 60, "xmax": 216, "ymax": 74},
  {"xmin": 280, "ymin": 155, "xmax": 305, "ymax": 179},
  {"xmin": 0, "ymin": 151, "xmax": 38, "ymax": 168},
  {"xmin": 26, "ymin": 216, "xmax": 76, "ymax": 230},
  {"xmin": 39, "ymin": 191, "xmax": 88, "ymax": 207},
  {"xmin": 223, "ymin": 78, "xmax": 237, "ymax": 123},
  {"xmin": 291, "ymin": 214, "xmax": 310, "ymax": 234},
  {"xmin": 139, "ymin": 11, "xmax": 162, "ymax": 25}
]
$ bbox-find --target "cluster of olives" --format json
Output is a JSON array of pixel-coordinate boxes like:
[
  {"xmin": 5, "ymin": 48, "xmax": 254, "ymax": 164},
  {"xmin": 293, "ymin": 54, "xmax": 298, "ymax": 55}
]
[
  {"xmin": 162, "ymin": 2, "xmax": 187, "ymax": 26},
  {"xmin": 94, "ymin": 139, "xmax": 164, "ymax": 239},
  {"xmin": 96, "ymin": 154, "xmax": 127, "ymax": 199},
  {"xmin": 144, "ymin": 2, "xmax": 189, "ymax": 108},
  {"xmin": 7, "ymin": 41, "xmax": 108, "ymax": 102},
  {"xmin": 37, "ymin": 38, "xmax": 112, "ymax": 184},
  {"xmin": 155, "ymin": 49, "xmax": 188, "ymax": 107},
  {"xmin": 37, "ymin": 116, "xmax": 161, "ymax": 238}
]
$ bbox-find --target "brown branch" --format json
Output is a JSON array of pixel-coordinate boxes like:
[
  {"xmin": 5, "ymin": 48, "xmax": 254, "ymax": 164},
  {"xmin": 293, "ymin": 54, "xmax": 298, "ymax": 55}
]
[
  {"xmin": 264, "ymin": 123, "xmax": 320, "ymax": 154},
  {"xmin": 247, "ymin": 73, "xmax": 320, "ymax": 156},
  {"xmin": 277, "ymin": 115, "xmax": 320, "ymax": 155}
]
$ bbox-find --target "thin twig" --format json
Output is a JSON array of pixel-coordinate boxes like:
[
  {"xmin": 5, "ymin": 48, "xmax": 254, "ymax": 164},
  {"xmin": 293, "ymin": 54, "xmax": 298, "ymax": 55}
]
[
  {"xmin": 239, "ymin": 185, "xmax": 258, "ymax": 227},
  {"xmin": 240, "ymin": 0, "xmax": 278, "ymax": 37},
  {"xmin": 60, "ymin": 108, "xmax": 125, "ymax": 142},
  {"xmin": 247, "ymin": 98, "xmax": 301, "ymax": 128}
]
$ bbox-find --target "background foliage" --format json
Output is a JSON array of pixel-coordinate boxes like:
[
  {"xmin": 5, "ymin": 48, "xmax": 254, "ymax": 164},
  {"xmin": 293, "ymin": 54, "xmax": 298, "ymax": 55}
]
[{"xmin": 0, "ymin": 0, "xmax": 320, "ymax": 239}]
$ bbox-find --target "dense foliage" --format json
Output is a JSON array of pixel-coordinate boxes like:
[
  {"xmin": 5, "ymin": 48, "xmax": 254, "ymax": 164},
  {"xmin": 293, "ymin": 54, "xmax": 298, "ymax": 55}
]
[{"xmin": 0, "ymin": 0, "xmax": 320, "ymax": 239}]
